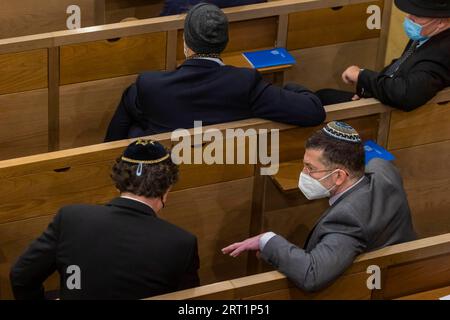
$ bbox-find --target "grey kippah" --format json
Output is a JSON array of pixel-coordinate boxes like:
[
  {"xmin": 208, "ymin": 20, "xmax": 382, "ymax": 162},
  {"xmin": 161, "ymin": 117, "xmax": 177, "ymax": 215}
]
[
  {"xmin": 322, "ymin": 121, "xmax": 362, "ymax": 143},
  {"xmin": 184, "ymin": 3, "xmax": 229, "ymax": 54}
]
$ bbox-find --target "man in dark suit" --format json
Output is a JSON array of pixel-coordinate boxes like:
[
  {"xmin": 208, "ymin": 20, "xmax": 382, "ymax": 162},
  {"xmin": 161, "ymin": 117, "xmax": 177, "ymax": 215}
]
[
  {"xmin": 160, "ymin": 0, "xmax": 267, "ymax": 16},
  {"xmin": 10, "ymin": 140, "xmax": 199, "ymax": 300},
  {"xmin": 317, "ymin": 0, "xmax": 449, "ymax": 111},
  {"xmin": 105, "ymin": 3, "xmax": 325, "ymax": 142},
  {"xmin": 223, "ymin": 122, "xmax": 416, "ymax": 292}
]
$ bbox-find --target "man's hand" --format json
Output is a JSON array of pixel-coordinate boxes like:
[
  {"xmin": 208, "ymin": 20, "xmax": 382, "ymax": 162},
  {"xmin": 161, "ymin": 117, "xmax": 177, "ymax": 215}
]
[
  {"xmin": 222, "ymin": 234, "xmax": 263, "ymax": 258},
  {"xmin": 342, "ymin": 66, "xmax": 361, "ymax": 85}
]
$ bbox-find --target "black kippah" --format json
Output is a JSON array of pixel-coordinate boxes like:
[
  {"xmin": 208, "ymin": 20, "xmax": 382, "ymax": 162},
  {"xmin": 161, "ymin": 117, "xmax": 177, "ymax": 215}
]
[
  {"xmin": 184, "ymin": 3, "xmax": 229, "ymax": 54},
  {"xmin": 122, "ymin": 139, "xmax": 170, "ymax": 164}
]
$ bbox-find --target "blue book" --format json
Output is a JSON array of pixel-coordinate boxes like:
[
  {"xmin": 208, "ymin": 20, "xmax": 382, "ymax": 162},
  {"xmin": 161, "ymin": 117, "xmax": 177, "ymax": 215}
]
[
  {"xmin": 242, "ymin": 48, "xmax": 296, "ymax": 69},
  {"xmin": 364, "ymin": 140, "xmax": 395, "ymax": 164}
]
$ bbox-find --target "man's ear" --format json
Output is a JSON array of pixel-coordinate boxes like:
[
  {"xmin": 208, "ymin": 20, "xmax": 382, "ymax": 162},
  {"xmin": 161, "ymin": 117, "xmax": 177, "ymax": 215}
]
[
  {"xmin": 334, "ymin": 169, "xmax": 349, "ymax": 187},
  {"xmin": 183, "ymin": 41, "xmax": 194, "ymax": 57},
  {"xmin": 162, "ymin": 188, "xmax": 171, "ymax": 203}
]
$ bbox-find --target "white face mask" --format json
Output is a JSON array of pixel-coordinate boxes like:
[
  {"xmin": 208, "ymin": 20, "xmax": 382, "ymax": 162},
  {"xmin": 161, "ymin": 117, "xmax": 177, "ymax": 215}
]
[{"xmin": 298, "ymin": 170, "xmax": 338, "ymax": 200}]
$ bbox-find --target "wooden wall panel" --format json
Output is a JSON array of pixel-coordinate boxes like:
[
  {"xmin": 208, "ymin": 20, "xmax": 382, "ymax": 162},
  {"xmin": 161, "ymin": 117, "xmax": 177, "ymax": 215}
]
[
  {"xmin": 0, "ymin": 160, "xmax": 118, "ymax": 224},
  {"xmin": 60, "ymin": 32, "xmax": 167, "ymax": 84},
  {"xmin": 392, "ymin": 140, "xmax": 450, "ymax": 238},
  {"xmin": 287, "ymin": 1, "xmax": 383, "ymax": 50},
  {"xmin": 388, "ymin": 102, "xmax": 450, "ymax": 150},
  {"xmin": 284, "ymin": 38, "xmax": 379, "ymax": 91},
  {"xmin": 396, "ymin": 285, "xmax": 450, "ymax": 300},
  {"xmin": 165, "ymin": 177, "xmax": 254, "ymax": 285},
  {"xmin": 243, "ymin": 272, "xmax": 371, "ymax": 300},
  {"xmin": 0, "ymin": 215, "xmax": 57, "ymax": 300},
  {"xmin": 105, "ymin": 0, "xmax": 164, "ymax": 23},
  {"xmin": 0, "ymin": 158, "xmax": 253, "ymax": 225},
  {"xmin": 382, "ymin": 254, "xmax": 450, "ymax": 299},
  {"xmin": 0, "ymin": 50, "xmax": 47, "ymax": 95},
  {"xmin": 176, "ymin": 17, "xmax": 277, "ymax": 60},
  {"xmin": 59, "ymin": 75, "xmax": 137, "ymax": 149},
  {"xmin": 0, "ymin": 0, "xmax": 97, "ymax": 39},
  {"xmin": 0, "ymin": 89, "xmax": 48, "ymax": 160}
]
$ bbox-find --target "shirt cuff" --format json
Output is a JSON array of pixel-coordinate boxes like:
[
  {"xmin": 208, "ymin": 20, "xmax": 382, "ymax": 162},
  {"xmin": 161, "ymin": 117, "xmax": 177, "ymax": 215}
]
[{"xmin": 259, "ymin": 232, "xmax": 277, "ymax": 251}]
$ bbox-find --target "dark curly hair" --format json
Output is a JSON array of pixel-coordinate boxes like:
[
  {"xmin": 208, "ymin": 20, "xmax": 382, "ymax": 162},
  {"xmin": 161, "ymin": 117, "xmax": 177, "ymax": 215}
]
[
  {"xmin": 306, "ymin": 130, "xmax": 365, "ymax": 178},
  {"xmin": 111, "ymin": 157, "xmax": 179, "ymax": 198}
]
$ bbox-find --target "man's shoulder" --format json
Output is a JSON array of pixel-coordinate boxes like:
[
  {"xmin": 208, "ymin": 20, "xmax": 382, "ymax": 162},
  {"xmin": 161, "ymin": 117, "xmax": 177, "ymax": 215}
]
[
  {"xmin": 137, "ymin": 70, "xmax": 168, "ymax": 83},
  {"xmin": 419, "ymin": 30, "xmax": 450, "ymax": 61},
  {"xmin": 154, "ymin": 218, "xmax": 197, "ymax": 245},
  {"xmin": 435, "ymin": 29, "xmax": 450, "ymax": 50},
  {"xmin": 222, "ymin": 64, "xmax": 259, "ymax": 78},
  {"xmin": 59, "ymin": 203, "xmax": 103, "ymax": 213},
  {"xmin": 366, "ymin": 158, "xmax": 401, "ymax": 183},
  {"xmin": 57, "ymin": 203, "xmax": 108, "ymax": 220},
  {"xmin": 366, "ymin": 157, "xmax": 391, "ymax": 169}
]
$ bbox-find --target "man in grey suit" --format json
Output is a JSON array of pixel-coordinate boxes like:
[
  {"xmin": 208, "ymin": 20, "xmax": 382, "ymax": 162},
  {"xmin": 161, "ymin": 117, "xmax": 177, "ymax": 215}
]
[{"xmin": 222, "ymin": 121, "xmax": 416, "ymax": 292}]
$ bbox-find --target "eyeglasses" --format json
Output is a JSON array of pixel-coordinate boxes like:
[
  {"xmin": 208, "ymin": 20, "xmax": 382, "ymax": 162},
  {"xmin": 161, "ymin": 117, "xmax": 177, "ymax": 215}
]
[
  {"xmin": 303, "ymin": 166, "xmax": 349, "ymax": 177},
  {"xmin": 303, "ymin": 166, "xmax": 333, "ymax": 175}
]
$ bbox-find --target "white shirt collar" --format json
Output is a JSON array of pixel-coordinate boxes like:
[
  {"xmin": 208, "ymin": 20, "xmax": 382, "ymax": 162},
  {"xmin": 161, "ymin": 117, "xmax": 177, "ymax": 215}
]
[
  {"xmin": 120, "ymin": 195, "xmax": 156, "ymax": 212},
  {"xmin": 193, "ymin": 56, "xmax": 225, "ymax": 66},
  {"xmin": 329, "ymin": 176, "xmax": 365, "ymax": 206}
]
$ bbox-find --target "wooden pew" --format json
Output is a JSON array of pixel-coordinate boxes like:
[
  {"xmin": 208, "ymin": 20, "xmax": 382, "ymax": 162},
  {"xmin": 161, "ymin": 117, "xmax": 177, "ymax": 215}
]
[
  {"xmin": 0, "ymin": 0, "xmax": 392, "ymax": 159},
  {"xmin": 397, "ymin": 286, "xmax": 450, "ymax": 300},
  {"xmin": 1, "ymin": 93, "xmax": 449, "ymax": 299},
  {"xmin": 148, "ymin": 233, "xmax": 450, "ymax": 300},
  {"xmin": 0, "ymin": 98, "xmax": 389, "ymax": 299}
]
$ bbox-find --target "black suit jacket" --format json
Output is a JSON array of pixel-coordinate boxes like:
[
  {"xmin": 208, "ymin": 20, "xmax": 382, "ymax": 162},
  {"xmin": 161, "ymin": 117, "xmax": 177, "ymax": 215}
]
[
  {"xmin": 10, "ymin": 197, "xmax": 200, "ymax": 300},
  {"xmin": 357, "ymin": 29, "xmax": 450, "ymax": 111},
  {"xmin": 160, "ymin": 0, "xmax": 267, "ymax": 16},
  {"xmin": 105, "ymin": 59, "xmax": 325, "ymax": 141}
]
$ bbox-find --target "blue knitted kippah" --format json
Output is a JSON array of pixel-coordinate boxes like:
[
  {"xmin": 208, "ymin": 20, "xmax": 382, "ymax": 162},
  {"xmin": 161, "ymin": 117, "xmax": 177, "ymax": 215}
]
[{"xmin": 322, "ymin": 121, "xmax": 361, "ymax": 143}]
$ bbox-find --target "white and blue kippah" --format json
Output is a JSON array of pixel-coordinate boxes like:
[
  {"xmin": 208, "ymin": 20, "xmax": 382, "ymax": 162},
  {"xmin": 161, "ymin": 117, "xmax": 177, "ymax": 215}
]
[{"xmin": 322, "ymin": 121, "xmax": 361, "ymax": 143}]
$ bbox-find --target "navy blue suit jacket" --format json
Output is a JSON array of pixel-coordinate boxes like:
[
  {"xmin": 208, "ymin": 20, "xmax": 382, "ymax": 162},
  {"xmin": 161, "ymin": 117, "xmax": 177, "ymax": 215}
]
[
  {"xmin": 105, "ymin": 59, "xmax": 325, "ymax": 141},
  {"xmin": 160, "ymin": 0, "xmax": 266, "ymax": 16}
]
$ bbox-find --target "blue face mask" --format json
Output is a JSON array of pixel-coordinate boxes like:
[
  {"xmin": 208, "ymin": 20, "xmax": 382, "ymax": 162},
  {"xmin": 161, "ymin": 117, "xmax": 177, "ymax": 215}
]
[{"xmin": 403, "ymin": 17, "xmax": 429, "ymax": 41}]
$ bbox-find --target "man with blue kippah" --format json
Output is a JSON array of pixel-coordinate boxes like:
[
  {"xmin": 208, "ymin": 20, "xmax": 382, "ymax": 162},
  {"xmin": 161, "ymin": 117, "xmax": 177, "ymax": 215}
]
[
  {"xmin": 105, "ymin": 3, "xmax": 325, "ymax": 142},
  {"xmin": 10, "ymin": 139, "xmax": 199, "ymax": 300},
  {"xmin": 223, "ymin": 121, "xmax": 416, "ymax": 292}
]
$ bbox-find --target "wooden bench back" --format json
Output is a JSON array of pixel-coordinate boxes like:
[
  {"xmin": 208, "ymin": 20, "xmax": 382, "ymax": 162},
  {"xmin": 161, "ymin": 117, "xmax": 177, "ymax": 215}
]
[{"xmin": 147, "ymin": 233, "xmax": 450, "ymax": 299}]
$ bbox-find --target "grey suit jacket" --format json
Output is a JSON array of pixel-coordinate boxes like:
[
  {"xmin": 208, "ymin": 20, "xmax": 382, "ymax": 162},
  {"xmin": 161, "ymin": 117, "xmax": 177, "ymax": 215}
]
[{"xmin": 261, "ymin": 158, "xmax": 416, "ymax": 292}]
